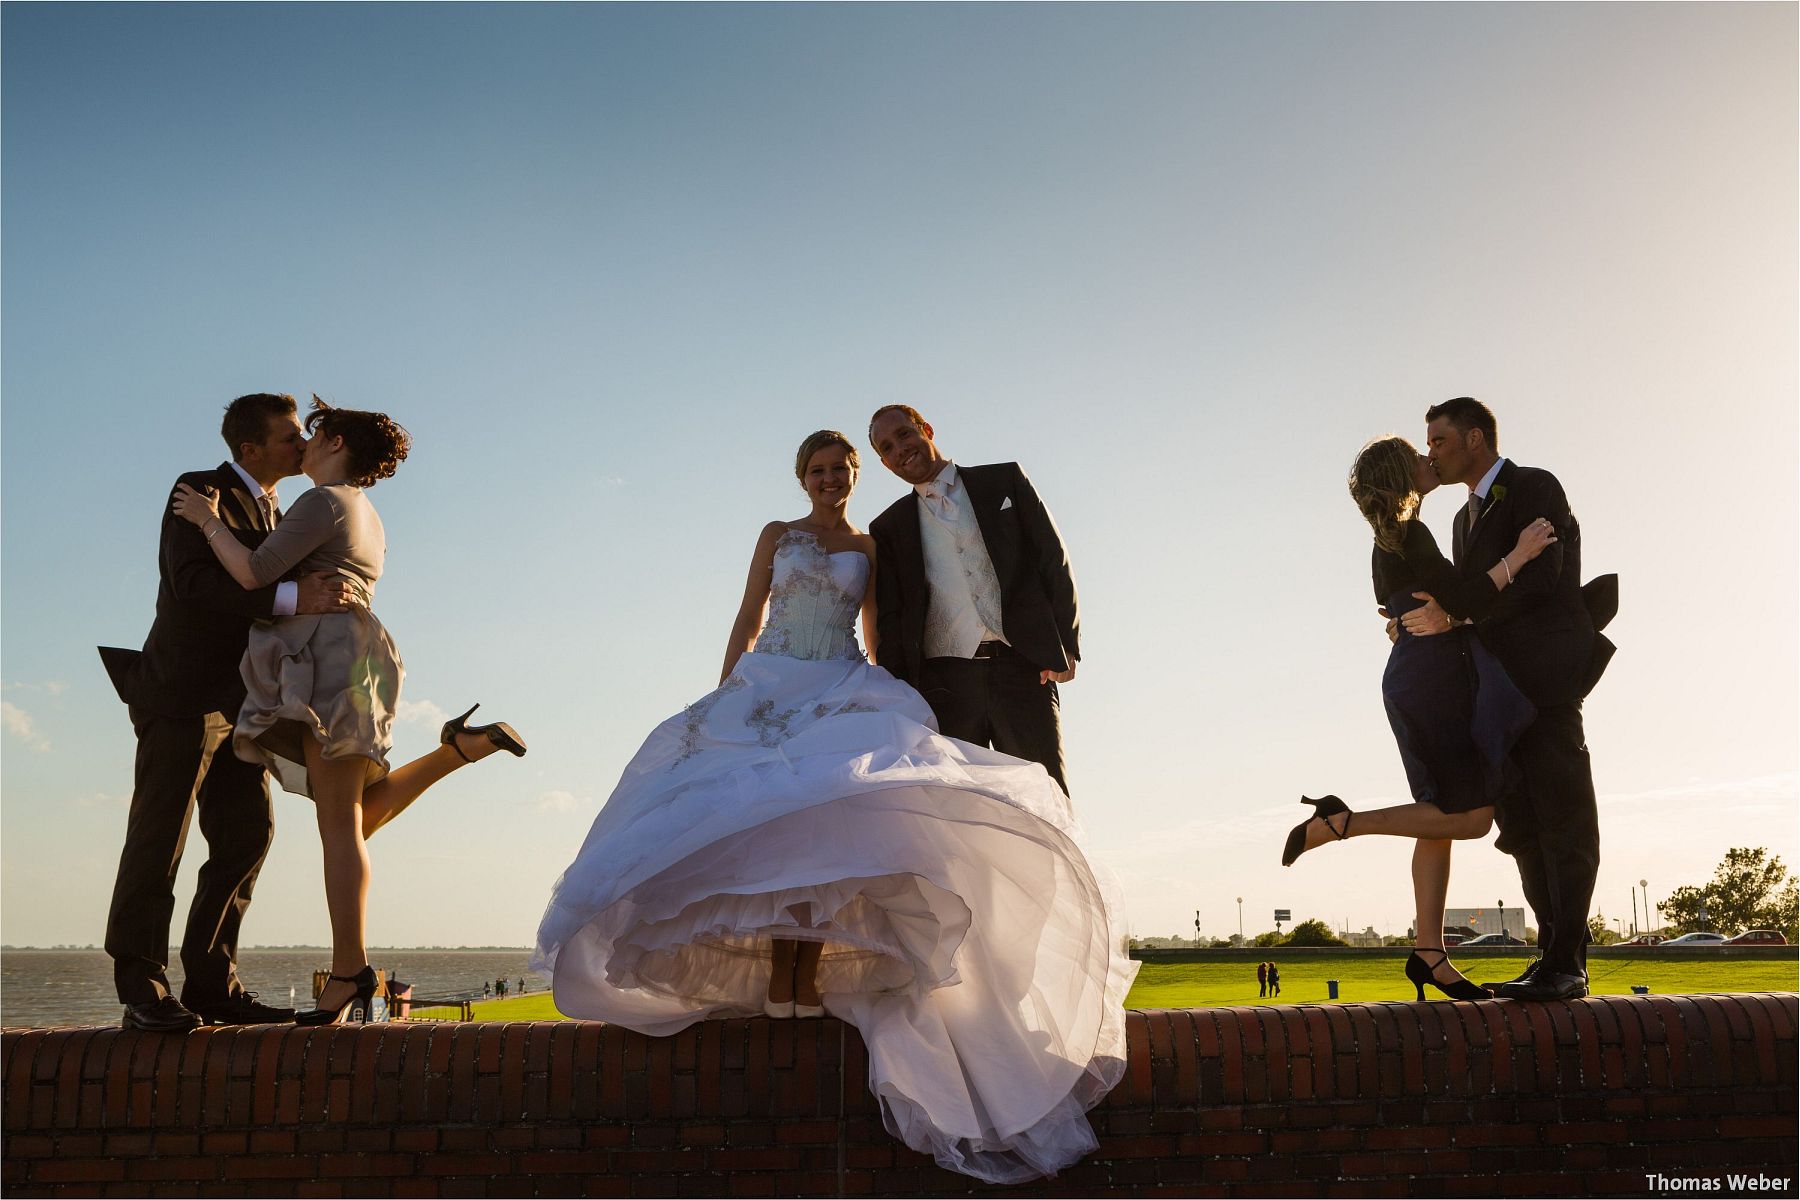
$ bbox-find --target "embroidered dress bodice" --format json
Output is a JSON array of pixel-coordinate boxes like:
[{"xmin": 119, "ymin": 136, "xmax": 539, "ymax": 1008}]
[{"xmin": 752, "ymin": 529, "xmax": 867, "ymax": 662}]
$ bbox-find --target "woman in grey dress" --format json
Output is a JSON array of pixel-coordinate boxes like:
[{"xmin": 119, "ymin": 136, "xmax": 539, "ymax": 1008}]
[{"xmin": 171, "ymin": 397, "xmax": 526, "ymax": 1023}]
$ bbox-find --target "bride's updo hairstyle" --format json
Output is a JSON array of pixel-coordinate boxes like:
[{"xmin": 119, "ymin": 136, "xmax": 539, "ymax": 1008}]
[
  {"xmin": 1348, "ymin": 435, "xmax": 1421, "ymax": 554},
  {"xmin": 794, "ymin": 429, "xmax": 859, "ymax": 483},
  {"xmin": 306, "ymin": 395, "xmax": 412, "ymax": 488}
]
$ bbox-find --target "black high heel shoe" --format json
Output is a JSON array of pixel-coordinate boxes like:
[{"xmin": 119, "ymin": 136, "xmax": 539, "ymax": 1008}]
[
  {"xmin": 1280, "ymin": 795, "xmax": 1351, "ymax": 867},
  {"xmin": 1405, "ymin": 948, "xmax": 1488, "ymax": 1001},
  {"xmin": 441, "ymin": 703, "xmax": 527, "ymax": 762},
  {"xmin": 296, "ymin": 966, "xmax": 377, "ymax": 1025}
]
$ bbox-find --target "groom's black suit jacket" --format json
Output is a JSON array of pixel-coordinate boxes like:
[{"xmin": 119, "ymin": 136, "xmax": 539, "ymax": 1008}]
[
  {"xmin": 102, "ymin": 462, "xmax": 283, "ymax": 719},
  {"xmin": 1453, "ymin": 459, "xmax": 1596, "ymax": 709},
  {"xmin": 868, "ymin": 462, "xmax": 1079, "ymax": 687}
]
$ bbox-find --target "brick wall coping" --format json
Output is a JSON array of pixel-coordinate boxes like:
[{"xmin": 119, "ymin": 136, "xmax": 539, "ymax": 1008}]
[{"xmin": 3, "ymin": 992, "xmax": 1795, "ymax": 1197}]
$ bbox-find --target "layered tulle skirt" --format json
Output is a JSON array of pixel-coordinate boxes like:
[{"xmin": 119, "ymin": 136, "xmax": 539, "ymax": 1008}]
[{"xmin": 533, "ymin": 650, "xmax": 1136, "ymax": 1183}]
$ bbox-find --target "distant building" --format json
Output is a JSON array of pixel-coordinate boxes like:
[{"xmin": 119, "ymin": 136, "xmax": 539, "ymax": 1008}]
[{"xmin": 1340, "ymin": 926, "xmax": 1384, "ymax": 947}]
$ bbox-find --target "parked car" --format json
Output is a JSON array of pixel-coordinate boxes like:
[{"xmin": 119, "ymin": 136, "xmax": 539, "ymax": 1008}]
[
  {"xmin": 1725, "ymin": 929, "xmax": 1789, "ymax": 945},
  {"xmin": 1441, "ymin": 933, "xmax": 1467, "ymax": 947},
  {"xmin": 1617, "ymin": 934, "xmax": 1664, "ymax": 947},
  {"xmin": 1658, "ymin": 931, "xmax": 1727, "ymax": 946},
  {"xmin": 1459, "ymin": 932, "xmax": 1526, "ymax": 946}
]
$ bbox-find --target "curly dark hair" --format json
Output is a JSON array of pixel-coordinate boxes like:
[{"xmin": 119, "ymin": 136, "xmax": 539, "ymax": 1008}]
[{"xmin": 304, "ymin": 395, "xmax": 411, "ymax": 488}]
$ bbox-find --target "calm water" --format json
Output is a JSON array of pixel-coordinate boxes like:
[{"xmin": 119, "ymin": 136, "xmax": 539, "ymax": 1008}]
[{"xmin": 0, "ymin": 949, "xmax": 549, "ymax": 1028}]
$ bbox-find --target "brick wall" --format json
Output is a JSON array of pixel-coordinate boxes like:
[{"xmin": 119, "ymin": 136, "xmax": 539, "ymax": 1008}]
[{"xmin": 3, "ymin": 992, "xmax": 1795, "ymax": 1197}]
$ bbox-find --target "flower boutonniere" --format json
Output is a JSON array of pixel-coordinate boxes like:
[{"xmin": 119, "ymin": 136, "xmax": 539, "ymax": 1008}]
[{"xmin": 1489, "ymin": 484, "xmax": 1508, "ymax": 504}]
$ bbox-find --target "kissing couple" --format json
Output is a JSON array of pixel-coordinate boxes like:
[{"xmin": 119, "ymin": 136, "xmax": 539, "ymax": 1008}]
[
  {"xmin": 102, "ymin": 392, "xmax": 528, "ymax": 1035},
  {"xmin": 1284, "ymin": 396, "xmax": 1616, "ymax": 1006},
  {"xmin": 533, "ymin": 406, "xmax": 1137, "ymax": 1185}
]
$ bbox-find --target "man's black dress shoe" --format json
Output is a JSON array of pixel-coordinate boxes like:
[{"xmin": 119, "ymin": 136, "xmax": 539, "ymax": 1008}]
[
  {"xmin": 187, "ymin": 991, "xmax": 297, "ymax": 1025},
  {"xmin": 121, "ymin": 996, "xmax": 202, "ymax": 1033},
  {"xmin": 1496, "ymin": 970, "xmax": 1589, "ymax": 1001},
  {"xmin": 1481, "ymin": 957, "xmax": 1541, "ymax": 995}
]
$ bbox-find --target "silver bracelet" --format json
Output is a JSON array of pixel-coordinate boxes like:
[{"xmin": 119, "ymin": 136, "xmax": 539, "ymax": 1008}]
[
  {"xmin": 1500, "ymin": 557, "xmax": 1513, "ymax": 584},
  {"xmin": 205, "ymin": 522, "xmax": 224, "ymax": 542}
]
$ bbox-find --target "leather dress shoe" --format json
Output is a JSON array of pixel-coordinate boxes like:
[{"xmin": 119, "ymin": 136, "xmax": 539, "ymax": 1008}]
[
  {"xmin": 122, "ymin": 996, "xmax": 202, "ymax": 1033},
  {"xmin": 187, "ymin": 991, "xmax": 297, "ymax": 1025},
  {"xmin": 1496, "ymin": 970, "xmax": 1589, "ymax": 1001},
  {"xmin": 1482, "ymin": 956, "xmax": 1540, "ymax": 995}
]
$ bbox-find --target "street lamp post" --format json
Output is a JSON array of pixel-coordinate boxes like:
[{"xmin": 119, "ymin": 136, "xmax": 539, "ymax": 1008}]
[
  {"xmin": 1236, "ymin": 897, "xmax": 1243, "ymax": 941},
  {"xmin": 1194, "ymin": 910, "xmax": 1201, "ymax": 948},
  {"xmin": 1640, "ymin": 879, "xmax": 1651, "ymax": 934},
  {"xmin": 1631, "ymin": 889, "xmax": 1639, "ymax": 936},
  {"xmin": 1498, "ymin": 900, "xmax": 1507, "ymax": 939}
]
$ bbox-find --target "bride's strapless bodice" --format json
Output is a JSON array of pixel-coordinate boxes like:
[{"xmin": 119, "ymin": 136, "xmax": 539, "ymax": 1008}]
[{"xmin": 753, "ymin": 529, "xmax": 867, "ymax": 662}]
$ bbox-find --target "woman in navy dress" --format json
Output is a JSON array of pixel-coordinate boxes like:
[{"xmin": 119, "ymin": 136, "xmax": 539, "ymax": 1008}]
[{"xmin": 1281, "ymin": 435, "xmax": 1556, "ymax": 999}]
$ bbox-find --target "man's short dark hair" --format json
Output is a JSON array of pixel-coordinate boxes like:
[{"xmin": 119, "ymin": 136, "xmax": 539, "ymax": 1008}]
[
  {"xmin": 221, "ymin": 393, "xmax": 298, "ymax": 462},
  {"xmin": 1424, "ymin": 396, "xmax": 1498, "ymax": 451}
]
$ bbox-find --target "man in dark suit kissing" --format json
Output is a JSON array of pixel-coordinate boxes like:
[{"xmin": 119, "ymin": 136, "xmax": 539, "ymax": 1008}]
[
  {"xmin": 100, "ymin": 393, "xmax": 351, "ymax": 1032},
  {"xmin": 867, "ymin": 405, "xmax": 1080, "ymax": 796},
  {"xmin": 1402, "ymin": 396, "xmax": 1603, "ymax": 1002}
]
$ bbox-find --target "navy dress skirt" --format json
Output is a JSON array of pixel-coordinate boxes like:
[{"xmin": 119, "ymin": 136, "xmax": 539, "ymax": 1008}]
[{"xmin": 1375, "ymin": 522, "xmax": 1535, "ymax": 814}]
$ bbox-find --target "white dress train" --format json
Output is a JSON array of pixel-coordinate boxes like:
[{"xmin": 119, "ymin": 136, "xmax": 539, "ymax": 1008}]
[{"xmin": 532, "ymin": 529, "xmax": 1136, "ymax": 1183}]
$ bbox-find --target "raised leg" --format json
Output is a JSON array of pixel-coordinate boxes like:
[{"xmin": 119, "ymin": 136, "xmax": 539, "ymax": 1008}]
[{"xmin": 359, "ymin": 740, "xmax": 476, "ymax": 837}]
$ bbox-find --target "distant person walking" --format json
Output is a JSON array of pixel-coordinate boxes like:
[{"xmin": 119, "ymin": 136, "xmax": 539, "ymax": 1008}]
[
  {"xmin": 1268, "ymin": 964, "xmax": 1281, "ymax": 997},
  {"xmin": 1256, "ymin": 961, "xmax": 1268, "ymax": 997}
]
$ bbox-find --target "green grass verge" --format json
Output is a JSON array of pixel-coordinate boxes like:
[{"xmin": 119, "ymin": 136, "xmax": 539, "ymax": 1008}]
[{"xmin": 458, "ymin": 955, "xmax": 1796, "ymax": 1021}]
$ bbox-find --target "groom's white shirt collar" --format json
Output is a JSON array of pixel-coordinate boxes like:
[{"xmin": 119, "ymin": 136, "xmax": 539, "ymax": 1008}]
[
  {"xmin": 227, "ymin": 461, "xmax": 277, "ymax": 501},
  {"xmin": 1471, "ymin": 457, "xmax": 1506, "ymax": 501},
  {"xmin": 914, "ymin": 461, "xmax": 958, "ymax": 497}
]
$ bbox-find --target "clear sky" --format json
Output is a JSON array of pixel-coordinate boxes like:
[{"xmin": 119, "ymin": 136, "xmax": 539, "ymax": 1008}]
[{"xmin": 3, "ymin": 3, "xmax": 1794, "ymax": 949}]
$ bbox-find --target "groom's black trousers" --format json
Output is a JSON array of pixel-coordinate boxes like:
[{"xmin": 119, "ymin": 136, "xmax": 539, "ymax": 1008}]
[
  {"xmin": 918, "ymin": 644, "xmax": 1069, "ymax": 797},
  {"xmin": 104, "ymin": 707, "xmax": 273, "ymax": 1006},
  {"xmin": 1493, "ymin": 701, "xmax": 1600, "ymax": 974}
]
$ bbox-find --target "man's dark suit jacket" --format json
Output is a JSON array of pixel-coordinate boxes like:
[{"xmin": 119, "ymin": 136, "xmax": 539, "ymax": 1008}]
[
  {"xmin": 101, "ymin": 463, "xmax": 282, "ymax": 719},
  {"xmin": 1453, "ymin": 460, "xmax": 1596, "ymax": 709},
  {"xmin": 868, "ymin": 462, "xmax": 1079, "ymax": 688}
]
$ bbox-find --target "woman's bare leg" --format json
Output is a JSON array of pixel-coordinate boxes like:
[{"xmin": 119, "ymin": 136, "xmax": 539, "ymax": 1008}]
[
  {"xmin": 1411, "ymin": 838, "xmax": 1475, "ymax": 986},
  {"xmin": 794, "ymin": 941, "xmax": 824, "ymax": 1007},
  {"xmin": 304, "ymin": 739, "xmax": 372, "ymax": 1011},
  {"xmin": 1303, "ymin": 802, "xmax": 1492, "ymax": 853},
  {"xmin": 360, "ymin": 733, "xmax": 507, "ymax": 838},
  {"xmin": 767, "ymin": 939, "xmax": 797, "ymax": 1005}
]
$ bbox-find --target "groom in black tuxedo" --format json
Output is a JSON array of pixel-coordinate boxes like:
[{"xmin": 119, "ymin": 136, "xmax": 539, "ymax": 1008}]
[
  {"xmin": 1402, "ymin": 396, "xmax": 1602, "ymax": 1001},
  {"xmin": 100, "ymin": 393, "xmax": 350, "ymax": 1031},
  {"xmin": 867, "ymin": 406, "xmax": 1080, "ymax": 795}
]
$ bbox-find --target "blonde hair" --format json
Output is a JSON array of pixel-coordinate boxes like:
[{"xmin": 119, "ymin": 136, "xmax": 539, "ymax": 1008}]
[
  {"xmin": 1348, "ymin": 435, "xmax": 1421, "ymax": 554},
  {"xmin": 794, "ymin": 429, "xmax": 859, "ymax": 481}
]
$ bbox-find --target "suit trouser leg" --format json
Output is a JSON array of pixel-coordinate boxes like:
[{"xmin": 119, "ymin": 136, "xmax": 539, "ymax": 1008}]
[
  {"xmin": 179, "ymin": 724, "xmax": 274, "ymax": 1006},
  {"xmin": 986, "ymin": 648, "xmax": 1069, "ymax": 797},
  {"xmin": 1506, "ymin": 702, "xmax": 1600, "ymax": 973},
  {"xmin": 106, "ymin": 709, "xmax": 219, "ymax": 1005},
  {"xmin": 917, "ymin": 657, "xmax": 992, "ymax": 746}
]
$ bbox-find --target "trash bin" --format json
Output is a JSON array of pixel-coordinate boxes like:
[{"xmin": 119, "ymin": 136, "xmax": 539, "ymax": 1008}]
[{"xmin": 1327, "ymin": 979, "xmax": 1339, "ymax": 1000}]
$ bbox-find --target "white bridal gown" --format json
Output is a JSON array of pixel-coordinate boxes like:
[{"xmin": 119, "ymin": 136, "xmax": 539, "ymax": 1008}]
[{"xmin": 533, "ymin": 528, "xmax": 1136, "ymax": 1183}]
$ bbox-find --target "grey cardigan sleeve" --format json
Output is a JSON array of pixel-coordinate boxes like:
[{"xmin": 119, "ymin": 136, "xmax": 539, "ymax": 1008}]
[{"xmin": 245, "ymin": 488, "xmax": 339, "ymax": 587}]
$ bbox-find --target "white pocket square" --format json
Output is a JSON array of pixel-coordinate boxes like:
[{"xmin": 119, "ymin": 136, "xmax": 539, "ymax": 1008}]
[{"xmin": 1000, "ymin": 496, "xmax": 1013, "ymax": 510}]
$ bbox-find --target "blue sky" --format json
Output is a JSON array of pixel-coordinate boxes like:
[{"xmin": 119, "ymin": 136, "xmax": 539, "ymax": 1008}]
[{"xmin": 3, "ymin": 3, "xmax": 1794, "ymax": 947}]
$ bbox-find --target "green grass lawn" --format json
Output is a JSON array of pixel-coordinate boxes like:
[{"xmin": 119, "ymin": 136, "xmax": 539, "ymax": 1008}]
[
  {"xmin": 460, "ymin": 954, "xmax": 1796, "ymax": 1022},
  {"xmin": 1122, "ymin": 954, "xmax": 1799, "ymax": 1009}
]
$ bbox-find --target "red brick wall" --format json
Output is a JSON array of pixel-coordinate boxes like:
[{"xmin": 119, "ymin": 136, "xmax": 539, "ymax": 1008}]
[{"xmin": 3, "ymin": 993, "xmax": 1795, "ymax": 1197}]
